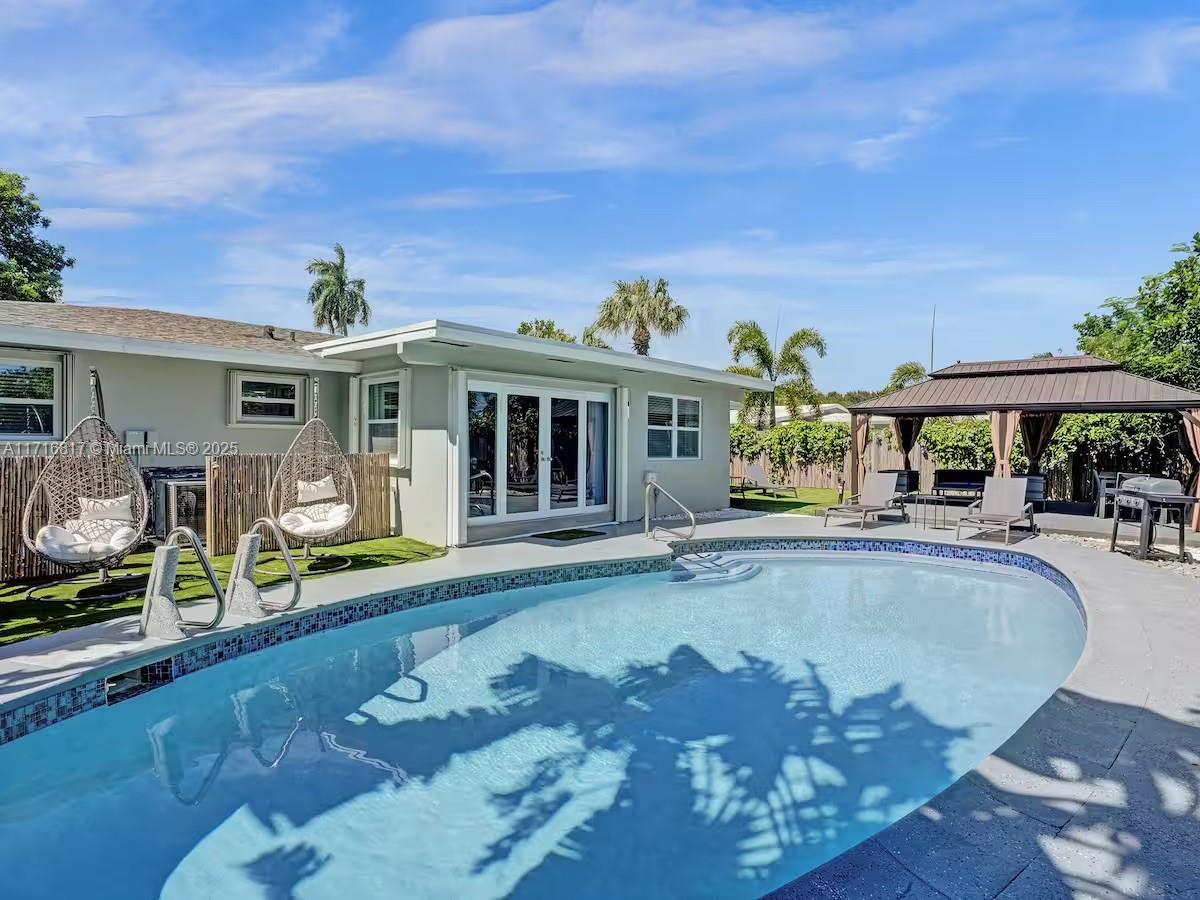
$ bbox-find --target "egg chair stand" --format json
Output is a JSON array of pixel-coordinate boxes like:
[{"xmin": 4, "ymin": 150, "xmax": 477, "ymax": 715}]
[
  {"xmin": 262, "ymin": 380, "xmax": 358, "ymax": 577},
  {"xmin": 20, "ymin": 369, "xmax": 150, "ymax": 602}
]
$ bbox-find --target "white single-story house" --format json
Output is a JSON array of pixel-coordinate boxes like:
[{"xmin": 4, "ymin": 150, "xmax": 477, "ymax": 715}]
[{"xmin": 1, "ymin": 303, "xmax": 770, "ymax": 546}]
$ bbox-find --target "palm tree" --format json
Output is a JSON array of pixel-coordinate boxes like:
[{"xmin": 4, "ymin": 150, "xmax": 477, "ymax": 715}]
[
  {"xmin": 306, "ymin": 243, "xmax": 369, "ymax": 336},
  {"xmin": 727, "ymin": 320, "xmax": 827, "ymax": 427},
  {"xmin": 594, "ymin": 277, "xmax": 688, "ymax": 355},
  {"xmin": 884, "ymin": 361, "xmax": 926, "ymax": 393},
  {"xmin": 581, "ymin": 322, "xmax": 612, "ymax": 350}
]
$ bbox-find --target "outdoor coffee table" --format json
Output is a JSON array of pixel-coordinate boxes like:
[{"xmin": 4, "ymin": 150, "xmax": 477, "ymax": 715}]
[{"xmin": 912, "ymin": 494, "xmax": 948, "ymax": 529}]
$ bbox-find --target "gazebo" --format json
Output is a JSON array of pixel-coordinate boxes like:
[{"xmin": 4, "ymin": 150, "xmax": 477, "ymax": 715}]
[{"xmin": 848, "ymin": 356, "xmax": 1200, "ymax": 527}]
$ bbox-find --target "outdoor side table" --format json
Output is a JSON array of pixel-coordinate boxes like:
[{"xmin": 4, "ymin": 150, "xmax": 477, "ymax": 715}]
[{"xmin": 913, "ymin": 494, "xmax": 947, "ymax": 529}]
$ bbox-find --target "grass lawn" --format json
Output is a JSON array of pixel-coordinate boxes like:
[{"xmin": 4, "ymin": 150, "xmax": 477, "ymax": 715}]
[
  {"xmin": 0, "ymin": 536, "xmax": 446, "ymax": 648},
  {"xmin": 731, "ymin": 487, "xmax": 841, "ymax": 516}
]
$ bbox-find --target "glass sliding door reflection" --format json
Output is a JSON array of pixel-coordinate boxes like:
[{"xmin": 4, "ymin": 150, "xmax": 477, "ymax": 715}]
[
  {"xmin": 467, "ymin": 391, "xmax": 497, "ymax": 517},
  {"xmin": 586, "ymin": 400, "xmax": 609, "ymax": 506},
  {"xmin": 550, "ymin": 397, "xmax": 580, "ymax": 509},
  {"xmin": 506, "ymin": 394, "xmax": 541, "ymax": 514}
]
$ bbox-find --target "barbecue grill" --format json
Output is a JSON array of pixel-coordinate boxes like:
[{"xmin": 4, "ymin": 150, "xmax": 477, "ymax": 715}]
[{"xmin": 1109, "ymin": 476, "xmax": 1197, "ymax": 561}]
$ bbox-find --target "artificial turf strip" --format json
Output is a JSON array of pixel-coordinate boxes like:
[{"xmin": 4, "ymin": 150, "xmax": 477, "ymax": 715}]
[
  {"xmin": 531, "ymin": 529, "xmax": 607, "ymax": 541},
  {"xmin": 0, "ymin": 536, "xmax": 447, "ymax": 648},
  {"xmin": 730, "ymin": 487, "xmax": 842, "ymax": 516}
]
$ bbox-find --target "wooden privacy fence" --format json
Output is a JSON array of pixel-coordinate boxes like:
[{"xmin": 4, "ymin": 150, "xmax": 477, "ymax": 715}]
[
  {"xmin": 206, "ymin": 452, "xmax": 392, "ymax": 556},
  {"xmin": 732, "ymin": 438, "xmax": 1084, "ymax": 501}
]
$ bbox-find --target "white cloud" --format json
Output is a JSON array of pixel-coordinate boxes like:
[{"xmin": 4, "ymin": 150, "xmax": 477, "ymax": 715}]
[
  {"xmin": 623, "ymin": 239, "xmax": 998, "ymax": 281},
  {"xmin": 396, "ymin": 187, "xmax": 569, "ymax": 210},
  {"xmin": 6, "ymin": 0, "xmax": 1200, "ymax": 208},
  {"xmin": 44, "ymin": 207, "xmax": 144, "ymax": 229}
]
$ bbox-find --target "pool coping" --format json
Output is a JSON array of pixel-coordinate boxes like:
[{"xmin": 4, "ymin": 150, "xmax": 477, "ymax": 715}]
[{"xmin": 1, "ymin": 517, "xmax": 1196, "ymax": 898}]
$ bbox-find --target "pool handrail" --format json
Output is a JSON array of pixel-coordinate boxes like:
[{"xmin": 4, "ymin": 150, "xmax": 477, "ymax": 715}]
[{"xmin": 644, "ymin": 481, "xmax": 697, "ymax": 541}]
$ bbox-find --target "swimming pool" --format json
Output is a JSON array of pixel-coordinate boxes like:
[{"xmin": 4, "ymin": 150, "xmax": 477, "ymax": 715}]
[{"xmin": 0, "ymin": 551, "xmax": 1084, "ymax": 899}]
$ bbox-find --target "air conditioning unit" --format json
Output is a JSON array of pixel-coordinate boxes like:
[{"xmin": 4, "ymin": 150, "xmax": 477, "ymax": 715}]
[{"xmin": 154, "ymin": 478, "xmax": 207, "ymax": 541}]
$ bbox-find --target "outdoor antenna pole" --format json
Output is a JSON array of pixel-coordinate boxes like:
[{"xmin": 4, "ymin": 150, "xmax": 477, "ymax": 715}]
[{"xmin": 929, "ymin": 305, "xmax": 937, "ymax": 372}]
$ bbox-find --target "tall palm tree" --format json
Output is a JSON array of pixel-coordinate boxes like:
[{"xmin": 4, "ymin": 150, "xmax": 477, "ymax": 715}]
[
  {"xmin": 884, "ymin": 361, "xmax": 926, "ymax": 393},
  {"xmin": 727, "ymin": 320, "xmax": 827, "ymax": 427},
  {"xmin": 306, "ymin": 243, "xmax": 369, "ymax": 336},
  {"xmin": 595, "ymin": 277, "xmax": 688, "ymax": 355}
]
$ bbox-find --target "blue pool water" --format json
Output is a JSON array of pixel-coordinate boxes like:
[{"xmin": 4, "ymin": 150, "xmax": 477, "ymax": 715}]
[{"xmin": 0, "ymin": 554, "xmax": 1084, "ymax": 899}]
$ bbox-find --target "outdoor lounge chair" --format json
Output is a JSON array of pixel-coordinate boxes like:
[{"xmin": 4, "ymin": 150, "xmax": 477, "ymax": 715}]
[
  {"xmin": 823, "ymin": 472, "xmax": 900, "ymax": 529},
  {"xmin": 745, "ymin": 460, "xmax": 797, "ymax": 498},
  {"xmin": 955, "ymin": 477, "xmax": 1035, "ymax": 545}
]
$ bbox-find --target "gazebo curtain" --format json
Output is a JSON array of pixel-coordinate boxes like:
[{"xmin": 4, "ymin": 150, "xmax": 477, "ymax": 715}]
[
  {"xmin": 989, "ymin": 410, "xmax": 1020, "ymax": 477},
  {"xmin": 853, "ymin": 414, "xmax": 870, "ymax": 493},
  {"xmin": 1019, "ymin": 412, "xmax": 1061, "ymax": 474},
  {"xmin": 1182, "ymin": 410, "xmax": 1200, "ymax": 530},
  {"xmin": 891, "ymin": 415, "xmax": 925, "ymax": 470}
]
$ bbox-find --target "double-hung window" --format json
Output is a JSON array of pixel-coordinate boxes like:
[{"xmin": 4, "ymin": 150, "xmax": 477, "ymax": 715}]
[
  {"xmin": 647, "ymin": 394, "xmax": 701, "ymax": 459},
  {"xmin": 0, "ymin": 351, "xmax": 63, "ymax": 441},
  {"xmin": 231, "ymin": 371, "xmax": 306, "ymax": 425},
  {"xmin": 358, "ymin": 370, "xmax": 411, "ymax": 467}
]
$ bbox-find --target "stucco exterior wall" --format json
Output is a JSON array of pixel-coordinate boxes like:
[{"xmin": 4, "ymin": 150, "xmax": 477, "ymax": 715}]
[
  {"xmin": 3, "ymin": 346, "xmax": 348, "ymax": 466},
  {"xmin": 394, "ymin": 365, "xmax": 452, "ymax": 546},
  {"xmin": 620, "ymin": 374, "xmax": 736, "ymax": 520}
]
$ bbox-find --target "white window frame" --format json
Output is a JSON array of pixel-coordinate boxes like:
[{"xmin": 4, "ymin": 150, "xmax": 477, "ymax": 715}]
[
  {"xmin": 229, "ymin": 370, "xmax": 307, "ymax": 427},
  {"xmin": 647, "ymin": 393, "xmax": 702, "ymax": 460},
  {"xmin": 359, "ymin": 369, "xmax": 411, "ymax": 468},
  {"xmin": 0, "ymin": 349, "xmax": 65, "ymax": 441}
]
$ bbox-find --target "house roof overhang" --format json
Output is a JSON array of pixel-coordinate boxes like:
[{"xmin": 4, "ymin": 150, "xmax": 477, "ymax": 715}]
[{"xmin": 308, "ymin": 320, "xmax": 774, "ymax": 393}]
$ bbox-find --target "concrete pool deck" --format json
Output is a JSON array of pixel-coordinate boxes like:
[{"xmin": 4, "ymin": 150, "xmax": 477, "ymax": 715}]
[{"xmin": 2, "ymin": 514, "xmax": 1198, "ymax": 898}]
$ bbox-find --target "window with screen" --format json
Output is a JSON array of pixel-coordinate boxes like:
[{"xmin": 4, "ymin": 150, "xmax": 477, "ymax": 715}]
[{"xmin": 647, "ymin": 394, "xmax": 701, "ymax": 459}]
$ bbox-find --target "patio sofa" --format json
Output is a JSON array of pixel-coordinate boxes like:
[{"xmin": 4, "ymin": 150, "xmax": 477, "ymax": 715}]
[{"xmin": 931, "ymin": 469, "xmax": 989, "ymax": 499}]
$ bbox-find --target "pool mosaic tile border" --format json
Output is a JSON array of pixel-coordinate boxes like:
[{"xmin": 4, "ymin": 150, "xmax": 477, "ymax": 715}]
[
  {"xmin": 0, "ymin": 539, "xmax": 1080, "ymax": 747},
  {"xmin": 673, "ymin": 536, "xmax": 1083, "ymax": 615}
]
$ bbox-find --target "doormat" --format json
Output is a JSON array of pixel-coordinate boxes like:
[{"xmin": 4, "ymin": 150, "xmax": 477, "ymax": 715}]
[{"xmin": 531, "ymin": 528, "xmax": 606, "ymax": 542}]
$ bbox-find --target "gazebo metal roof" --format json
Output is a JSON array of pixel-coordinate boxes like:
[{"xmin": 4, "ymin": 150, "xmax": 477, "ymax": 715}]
[{"xmin": 849, "ymin": 355, "xmax": 1200, "ymax": 416}]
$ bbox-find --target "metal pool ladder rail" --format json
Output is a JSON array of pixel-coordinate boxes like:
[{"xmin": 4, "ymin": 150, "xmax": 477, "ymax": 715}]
[{"xmin": 644, "ymin": 480, "xmax": 696, "ymax": 541}]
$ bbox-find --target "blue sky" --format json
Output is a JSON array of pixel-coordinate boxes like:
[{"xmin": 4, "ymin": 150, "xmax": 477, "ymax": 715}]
[{"xmin": 4, "ymin": 0, "xmax": 1199, "ymax": 389}]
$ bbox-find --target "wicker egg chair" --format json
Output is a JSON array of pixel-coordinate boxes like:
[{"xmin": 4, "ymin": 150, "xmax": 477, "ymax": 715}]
[
  {"xmin": 267, "ymin": 382, "xmax": 357, "ymax": 574},
  {"xmin": 21, "ymin": 369, "xmax": 149, "ymax": 601}
]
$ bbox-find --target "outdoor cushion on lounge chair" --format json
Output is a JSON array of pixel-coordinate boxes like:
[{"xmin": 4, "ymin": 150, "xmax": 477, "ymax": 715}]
[
  {"xmin": 823, "ymin": 473, "xmax": 899, "ymax": 529},
  {"xmin": 956, "ymin": 477, "xmax": 1035, "ymax": 545}
]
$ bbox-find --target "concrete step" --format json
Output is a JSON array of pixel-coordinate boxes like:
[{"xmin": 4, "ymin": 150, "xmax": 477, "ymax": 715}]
[{"xmin": 671, "ymin": 553, "xmax": 762, "ymax": 585}]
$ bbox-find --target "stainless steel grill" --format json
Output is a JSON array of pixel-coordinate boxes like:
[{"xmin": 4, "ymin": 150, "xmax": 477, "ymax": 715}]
[{"xmin": 1111, "ymin": 476, "xmax": 1195, "ymax": 561}]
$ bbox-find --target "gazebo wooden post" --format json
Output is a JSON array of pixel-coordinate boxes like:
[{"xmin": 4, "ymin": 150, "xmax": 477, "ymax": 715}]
[
  {"xmin": 849, "ymin": 413, "xmax": 863, "ymax": 497},
  {"xmin": 1180, "ymin": 409, "xmax": 1200, "ymax": 531}
]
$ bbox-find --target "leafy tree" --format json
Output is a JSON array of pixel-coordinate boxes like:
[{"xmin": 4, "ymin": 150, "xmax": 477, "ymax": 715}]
[
  {"xmin": 817, "ymin": 388, "xmax": 877, "ymax": 406},
  {"xmin": 726, "ymin": 319, "xmax": 827, "ymax": 427},
  {"xmin": 517, "ymin": 319, "xmax": 576, "ymax": 342},
  {"xmin": 305, "ymin": 243, "xmax": 369, "ymax": 336},
  {"xmin": 884, "ymin": 361, "xmax": 926, "ymax": 393},
  {"xmin": 0, "ymin": 171, "xmax": 74, "ymax": 303},
  {"xmin": 1075, "ymin": 233, "xmax": 1200, "ymax": 390},
  {"xmin": 759, "ymin": 421, "xmax": 849, "ymax": 475},
  {"xmin": 595, "ymin": 277, "xmax": 688, "ymax": 355}
]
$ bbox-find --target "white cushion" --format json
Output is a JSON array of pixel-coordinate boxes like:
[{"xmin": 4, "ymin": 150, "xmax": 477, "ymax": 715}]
[
  {"xmin": 296, "ymin": 475, "xmax": 337, "ymax": 504},
  {"xmin": 278, "ymin": 502, "xmax": 353, "ymax": 538},
  {"xmin": 78, "ymin": 494, "xmax": 134, "ymax": 523},
  {"xmin": 36, "ymin": 519, "xmax": 139, "ymax": 564}
]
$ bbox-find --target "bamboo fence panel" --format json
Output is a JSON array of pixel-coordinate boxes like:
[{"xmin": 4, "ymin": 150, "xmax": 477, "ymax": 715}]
[
  {"xmin": 0, "ymin": 456, "xmax": 70, "ymax": 582},
  {"xmin": 206, "ymin": 452, "xmax": 392, "ymax": 556}
]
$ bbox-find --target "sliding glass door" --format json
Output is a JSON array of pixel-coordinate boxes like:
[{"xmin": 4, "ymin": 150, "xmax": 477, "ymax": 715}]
[{"xmin": 466, "ymin": 380, "xmax": 612, "ymax": 523}]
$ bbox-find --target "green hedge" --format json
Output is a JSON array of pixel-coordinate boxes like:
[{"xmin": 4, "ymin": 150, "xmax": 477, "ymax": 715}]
[
  {"xmin": 914, "ymin": 414, "xmax": 1183, "ymax": 480},
  {"xmin": 730, "ymin": 420, "xmax": 849, "ymax": 474}
]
